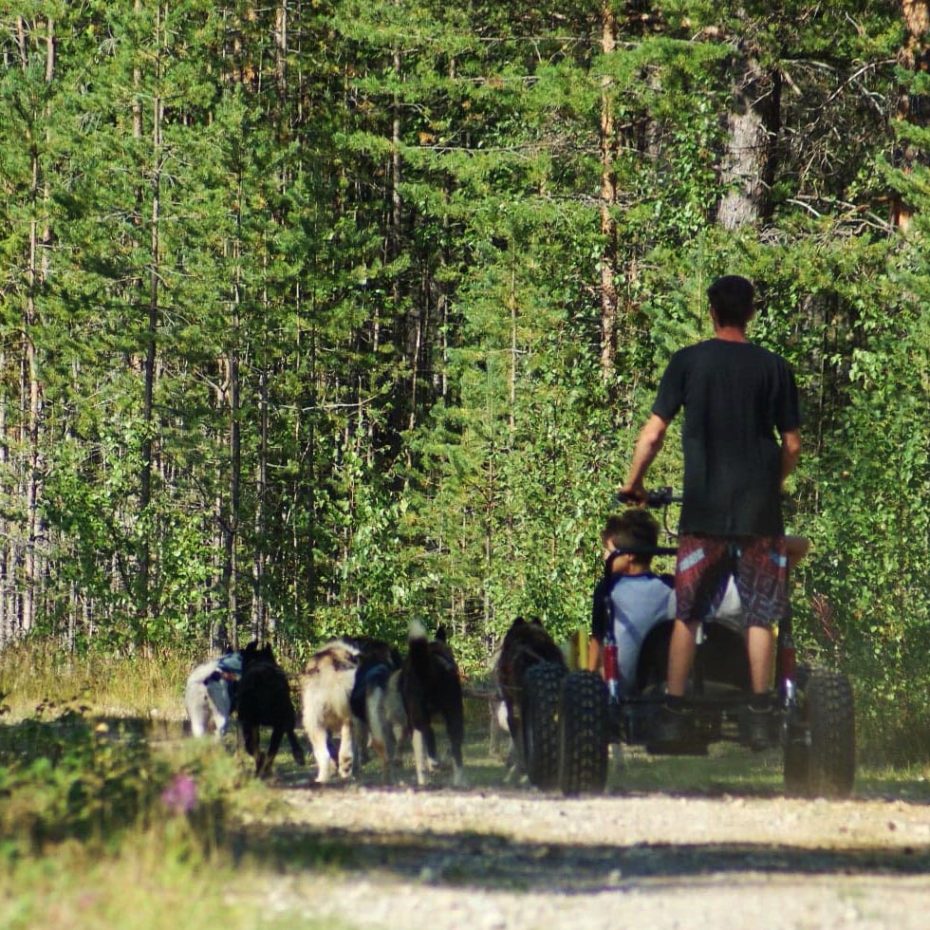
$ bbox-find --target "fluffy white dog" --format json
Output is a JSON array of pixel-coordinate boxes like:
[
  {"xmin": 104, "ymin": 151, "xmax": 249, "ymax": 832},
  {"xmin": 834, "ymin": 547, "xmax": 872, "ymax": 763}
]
[
  {"xmin": 185, "ymin": 653, "xmax": 241, "ymax": 738},
  {"xmin": 300, "ymin": 640, "xmax": 361, "ymax": 783}
]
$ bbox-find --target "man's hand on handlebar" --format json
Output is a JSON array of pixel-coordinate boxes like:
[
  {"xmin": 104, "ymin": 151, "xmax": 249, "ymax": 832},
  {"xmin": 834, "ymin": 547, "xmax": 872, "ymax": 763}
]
[
  {"xmin": 614, "ymin": 486, "xmax": 680, "ymax": 509},
  {"xmin": 616, "ymin": 483, "xmax": 646, "ymax": 506}
]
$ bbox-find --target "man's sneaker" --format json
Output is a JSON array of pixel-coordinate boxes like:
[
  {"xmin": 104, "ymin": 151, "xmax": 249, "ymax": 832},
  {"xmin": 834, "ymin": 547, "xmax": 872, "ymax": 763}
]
[
  {"xmin": 747, "ymin": 695, "xmax": 775, "ymax": 751},
  {"xmin": 647, "ymin": 697, "xmax": 701, "ymax": 754}
]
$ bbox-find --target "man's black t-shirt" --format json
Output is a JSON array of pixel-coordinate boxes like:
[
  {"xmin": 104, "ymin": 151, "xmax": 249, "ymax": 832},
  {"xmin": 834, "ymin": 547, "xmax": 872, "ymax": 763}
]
[{"xmin": 652, "ymin": 338, "xmax": 800, "ymax": 537}]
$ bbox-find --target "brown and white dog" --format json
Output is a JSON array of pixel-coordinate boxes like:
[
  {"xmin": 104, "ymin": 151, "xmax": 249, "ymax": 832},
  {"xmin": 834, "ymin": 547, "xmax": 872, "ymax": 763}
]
[
  {"xmin": 400, "ymin": 621, "xmax": 466, "ymax": 787},
  {"xmin": 300, "ymin": 635, "xmax": 402, "ymax": 783},
  {"xmin": 299, "ymin": 638, "xmax": 361, "ymax": 783},
  {"xmin": 495, "ymin": 616, "xmax": 566, "ymax": 776}
]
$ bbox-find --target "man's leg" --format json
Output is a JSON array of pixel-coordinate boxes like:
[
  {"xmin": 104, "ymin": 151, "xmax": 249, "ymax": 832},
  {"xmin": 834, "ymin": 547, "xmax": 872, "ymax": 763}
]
[
  {"xmin": 737, "ymin": 536, "xmax": 788, "ymax": 750},
  {"xmin": 666, "ymin": 619, "xmax": 700, "ymax": 696},
  {"xmin": 650, "ymin": 618, "xmax": 699, "ymax": 750},
  {"xmin": 667, "ymin": 535, "xmax": 727, "ymax": 697},
  {"xmin": 738, "ymin": 536, "xmax": 788, "ymax": 697},
  {"xmin": 746, "ymin": 624, "xmax": 775, "ymax": 693},
  {"xmin": 746, "ymin": 623, "xmax": 776, "ymax": 750}
]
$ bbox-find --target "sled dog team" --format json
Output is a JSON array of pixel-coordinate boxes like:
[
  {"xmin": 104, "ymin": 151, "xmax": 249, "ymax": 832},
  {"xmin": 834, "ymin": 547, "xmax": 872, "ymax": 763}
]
[{"xmin": 185, "ymin": 620, "xmax": 466, "ymax": 786}]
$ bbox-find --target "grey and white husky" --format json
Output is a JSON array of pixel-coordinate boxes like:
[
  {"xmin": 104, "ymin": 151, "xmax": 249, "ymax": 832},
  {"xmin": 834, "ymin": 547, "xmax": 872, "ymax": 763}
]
[{"xmin": 184, "ymin": 652, "xmax": 241, "ymax": 738}]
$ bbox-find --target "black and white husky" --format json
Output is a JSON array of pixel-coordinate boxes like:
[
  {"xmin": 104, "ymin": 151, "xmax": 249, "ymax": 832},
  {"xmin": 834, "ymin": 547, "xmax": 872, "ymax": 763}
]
[
  {"xmin": 494, "ymin": 616, "xmax": 565, "ymax": 777},
  {"xmin": 349, "ymin": 644, "xmax": 405, "ymax": 783},
  {"xmin": 184, "ymin": 652, "xmax": 241, "ymax": 738},
  {"xmin": 399, "ymin": 621, "xmax": 466, "ymax": 787}
]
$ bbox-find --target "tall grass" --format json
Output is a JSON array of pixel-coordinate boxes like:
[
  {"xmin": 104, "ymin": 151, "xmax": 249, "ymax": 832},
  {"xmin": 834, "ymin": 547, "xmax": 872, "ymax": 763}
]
[
  {"xmin": 0, "ymin": 821, "xmax": 343, "ymax": 930},
  {"xmin": 0, "ymin": 640, "xmax": 198, "ymax": 720}
]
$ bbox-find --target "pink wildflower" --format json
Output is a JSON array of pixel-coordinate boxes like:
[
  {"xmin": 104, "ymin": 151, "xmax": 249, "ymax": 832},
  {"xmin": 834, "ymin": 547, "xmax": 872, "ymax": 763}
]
[{"xmin": 161, "ymin": 773, "xmax": 198, "ymax": 814}]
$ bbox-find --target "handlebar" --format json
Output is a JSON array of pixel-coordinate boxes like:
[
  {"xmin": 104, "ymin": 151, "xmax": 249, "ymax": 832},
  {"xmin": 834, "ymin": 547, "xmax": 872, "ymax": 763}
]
[{"xmin": 613, "ymin": 486, "xmax": 682, "ymax": 509}]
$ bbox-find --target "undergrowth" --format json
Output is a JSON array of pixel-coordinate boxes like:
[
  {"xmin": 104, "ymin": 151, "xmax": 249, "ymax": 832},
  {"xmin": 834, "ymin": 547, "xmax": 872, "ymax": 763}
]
[{"xmin": 0, "ymin": 705, "xmax": 333, "ymax": 930}]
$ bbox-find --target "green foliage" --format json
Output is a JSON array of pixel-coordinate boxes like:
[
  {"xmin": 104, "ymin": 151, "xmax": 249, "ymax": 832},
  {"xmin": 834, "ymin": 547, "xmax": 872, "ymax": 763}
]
[
  {"xmin": 1, "ymin": 1, "xmax": 929, "ymax": 756},
  {"xmin": 0, "ymin": 713, "xmax": 234, "ymax": 860}
]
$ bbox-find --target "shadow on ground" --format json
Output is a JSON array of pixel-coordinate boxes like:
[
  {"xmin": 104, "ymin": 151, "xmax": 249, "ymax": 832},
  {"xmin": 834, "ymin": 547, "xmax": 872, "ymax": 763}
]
[{"xmin": 231, "ymin": 819, "xmax": 930, "ymax": 892}]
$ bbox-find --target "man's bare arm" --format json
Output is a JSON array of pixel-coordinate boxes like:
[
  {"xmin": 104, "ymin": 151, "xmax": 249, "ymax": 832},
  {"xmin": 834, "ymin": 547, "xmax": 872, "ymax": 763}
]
[
  {"xmin": 780, "ymin": 429, "xmax": 801, "ymax": 488},
  {"xmin": 621, "ymin": 414, "xmax": 669, "ymax": 497}
]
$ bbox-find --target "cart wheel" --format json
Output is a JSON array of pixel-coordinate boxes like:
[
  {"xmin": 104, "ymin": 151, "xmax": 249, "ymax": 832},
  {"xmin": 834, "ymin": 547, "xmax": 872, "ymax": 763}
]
[
  {"xmin": 558, "ymin": 671, "xmax": 609, "ymax": 796},
  {"xmin": 784, "ymin": 667, "xmax": 855, "ymax": 798},
  {"xmin": 523, "ymin": 662, "xmax": 567, "ymax": 789}
]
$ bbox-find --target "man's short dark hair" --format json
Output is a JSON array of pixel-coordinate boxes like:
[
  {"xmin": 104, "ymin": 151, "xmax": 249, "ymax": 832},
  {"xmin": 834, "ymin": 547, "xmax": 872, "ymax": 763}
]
[
  {"xmin": 707, "ymin": 275, "xmax": 754, "ymax": 327},
  {"xmin": 603, "ymin": 509, "xmax": 660, "ymax": 565}
]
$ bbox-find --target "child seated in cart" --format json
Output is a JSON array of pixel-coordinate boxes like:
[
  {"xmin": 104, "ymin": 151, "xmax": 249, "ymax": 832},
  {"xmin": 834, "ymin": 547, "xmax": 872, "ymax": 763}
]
[
  {"xmin": 587, "ymin": 510, "xmax": 675, "ymax": 693},
  {"xmin": 588, "ymin": 509, "xmax": 810, "ymax": 695}
]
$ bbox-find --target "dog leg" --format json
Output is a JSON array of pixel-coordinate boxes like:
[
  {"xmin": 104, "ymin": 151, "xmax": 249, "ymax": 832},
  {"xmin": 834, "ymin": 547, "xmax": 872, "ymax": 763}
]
[
  {"xmin": 189, "ymin": 704, "xmax": 208, "ymax": 738},
  {"xmin": 337, "ymin": 719, "xmax": 354, "ymax": 779},
  {"xmin": 243, "ymin": 722, "xmax": 265, "ymax": 776},
  {"xmin": 308, "ymin": 724, "xmax": 334, "ymax": 783},
  {"xmin": 242, "ymin": 722, "xmax": 259, "ymax": 760},
  {"xmin": 263, "ymin": 726, "xmax": 284, "ymax": 777},
  {"xmin": 287, "ymin": 729, "xmax": 306, "ymax": 766},
  {"xmin": 446, "ymin": 709, "xmax": 467, "ymax": 788},
  {"xmin": 366, "ymin": 688, "xmax": 396, "ymax": 784},
  {"xmin": 412, "ymin": 728, "xmax": 430, "ymax": 786},
  {"xmin": 207, "ymin": 679, "xmax": 232, "ymax": 737},
  {"xmin": 451, "ymin": 761, "xmax": 467, "ymax": 788},
  {"xmin": 368, "ymin": 734, "xmax": 390, "ymax": 783},
  {"xmin": 380, "ymin": 721, "xmax": 397, "ymax": 784},
  {"xmin": 351, "ymin": 717, "xmax": 371, "ymax": 769},
  {"xmin": 422, "ymin": 724, "xmax": 441, "ymax": 774},
  {"xmin": 186, "ymin": 685, "xmax": 209, "ymax": 737}
]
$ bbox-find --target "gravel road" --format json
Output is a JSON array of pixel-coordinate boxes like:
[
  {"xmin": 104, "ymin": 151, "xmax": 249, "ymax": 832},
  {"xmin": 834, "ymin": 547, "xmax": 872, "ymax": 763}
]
[{"xmin": 231, "ymin": 751, "xmax": 930, "ymax": 930}]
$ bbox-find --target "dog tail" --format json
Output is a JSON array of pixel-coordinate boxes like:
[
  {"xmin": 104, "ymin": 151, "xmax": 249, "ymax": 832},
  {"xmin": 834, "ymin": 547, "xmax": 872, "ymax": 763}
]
[{"xmin": 408, "ymin": 620, "xmax": 431, "ymax": 683}]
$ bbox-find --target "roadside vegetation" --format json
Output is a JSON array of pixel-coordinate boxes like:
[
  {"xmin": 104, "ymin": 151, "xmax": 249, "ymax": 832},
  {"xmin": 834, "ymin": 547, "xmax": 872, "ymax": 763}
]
[
  {"xmin": 4, "ymin": 648, "xmax": 930, "ymax": 928},
  {"xmin": 0, "ymin": 693, "xmax": 344, "ymax": 930}
]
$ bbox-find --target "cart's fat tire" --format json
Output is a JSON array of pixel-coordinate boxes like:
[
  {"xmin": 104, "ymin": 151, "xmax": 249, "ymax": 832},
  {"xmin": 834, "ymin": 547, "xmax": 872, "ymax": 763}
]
[
  {"xmin": 523, "ymin": 662, "xmax": 567, "ymax": 789},
  {"xmin": 558, "ymin": 671, "xmax": 609, "ymax": 796},
  {"xmin": 784, "ymin": 667, "xmax": 855, "ymax": 798}
]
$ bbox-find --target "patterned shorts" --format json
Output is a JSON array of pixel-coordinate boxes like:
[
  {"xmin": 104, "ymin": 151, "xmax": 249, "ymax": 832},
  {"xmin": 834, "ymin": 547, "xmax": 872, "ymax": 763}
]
[{"xmin": 674, "ymin": 534, "xmax": 789, "ymax": 628}]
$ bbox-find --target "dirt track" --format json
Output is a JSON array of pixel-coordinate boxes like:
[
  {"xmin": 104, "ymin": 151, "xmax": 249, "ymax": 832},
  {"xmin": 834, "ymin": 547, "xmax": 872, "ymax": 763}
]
[{"xmin": 233, "ymin": 752, "xmax": 930, "ymax": 930}]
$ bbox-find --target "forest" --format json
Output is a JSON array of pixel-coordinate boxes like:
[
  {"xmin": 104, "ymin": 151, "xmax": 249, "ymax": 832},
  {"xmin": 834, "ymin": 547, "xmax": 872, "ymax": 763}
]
[{"xmin": 0, "ymin": 1, "xmax": 928, "ymax": 751}]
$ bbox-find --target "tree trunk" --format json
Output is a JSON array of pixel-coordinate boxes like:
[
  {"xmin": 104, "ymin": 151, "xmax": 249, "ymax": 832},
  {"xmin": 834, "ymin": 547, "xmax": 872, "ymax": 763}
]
[
  {"xmin": 139, "ymin": 5, "xmax": 164, "ymax": 643},
  {"xmin": 390, "ymin": 21, "xmax": 407, "ymax": 442},
  {"xmin": 894, "ymin": 0, "xmax": 930, "ymax": 229},
  {"xmin": 275, "ymin": 0, "xmax": 287, "ymax": 88},
  {"xmin": 133, "ymin": 0, "xmax": 143, "ymax": 139},
  {"xmin": 23, "ymin": 91, "xmax": 39, "ymax": 637},
  {"xmin": 17, "ymin": 15, "xmax": 56, "ymax": 636},
  {"xmin": 717, "ymin": 51, "xmax": 781, "ymax": 230},
  {"xmin": 0, "ymin": 344, "xmax": 7, "ymax": 644},
  {"xmin": 253, "ymin": 361, "xmax": 269, "ymax": 639},
  {"xmin": 508, "ymin": 264, "xmax": 517, "ymax": 441},
  {"xmin": 599, "ymin": 4, "xmax": 618, "ymax": 380},
  {"xmin": 226, "ymin": 343, "xmax": 241, "ymax": 648},
  {"xmin": 253, "ymin": 264, "xmax": 271, "ymax": 640}
]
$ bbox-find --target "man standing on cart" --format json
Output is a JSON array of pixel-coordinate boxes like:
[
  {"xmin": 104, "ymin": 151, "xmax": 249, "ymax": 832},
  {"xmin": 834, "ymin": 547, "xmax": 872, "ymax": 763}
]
[{"xmin": 619, "ymin": 275, "xmax": 802, "ymax": 748}]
